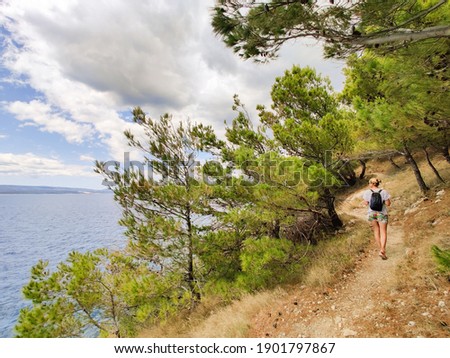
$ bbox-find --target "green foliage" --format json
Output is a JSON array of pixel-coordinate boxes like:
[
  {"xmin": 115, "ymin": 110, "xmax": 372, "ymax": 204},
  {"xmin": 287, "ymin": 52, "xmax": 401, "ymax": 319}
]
[
  {"xmin": 255, "ymin": 65, "xmax": 355, "ymax": 226},
  {"xmin": 225, "ymin": 95, "xmax": 270, "ymax": 155},
  {"xmin": 342, "ymin": 40, "xmax": 449, "ymax": 194},
  {"xmin": 359, "ymin": 0, "xmax": 450, "ymax": 34},
  {"xmin": 343, "ymin": 38, "xmax": 449, "ymax": 155},
  {"xmin": 15, "ymin": 250, "xmax": 185, "ymax": 337},
  {"xmin": 268, "ymin": 66, "xmax": 338, "ymax": 121},
  {"xmin": 259, "ymin": 66, "xmax": 355, "ymax": 170},
  {"xmin": 237, "ymin": 236, "xmax": 305, "ymax": 290},
  {"xmin": 432, "ymin": 245, "xmax": 450, "ymax": 274}
]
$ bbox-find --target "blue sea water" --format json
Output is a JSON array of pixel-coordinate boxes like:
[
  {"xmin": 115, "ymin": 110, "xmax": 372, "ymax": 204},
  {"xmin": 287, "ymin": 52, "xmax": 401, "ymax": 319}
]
[{"xmin": 0, "ymin": 194, "xmax": 125, "ymax": 338}]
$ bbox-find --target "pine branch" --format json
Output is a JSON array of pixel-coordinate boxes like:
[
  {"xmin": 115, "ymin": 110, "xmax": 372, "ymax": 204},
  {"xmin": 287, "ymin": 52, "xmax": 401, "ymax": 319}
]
[{"xmin": 359, "ymin": 25, "xmax": 450, "ymax": 46}]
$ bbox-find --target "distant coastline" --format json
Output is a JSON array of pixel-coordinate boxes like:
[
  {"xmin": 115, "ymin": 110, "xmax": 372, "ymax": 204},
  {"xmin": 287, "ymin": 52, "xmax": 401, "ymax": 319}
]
[{"xmin": 0, "ymin": 185, "xmax": 111, "ymax": 194}]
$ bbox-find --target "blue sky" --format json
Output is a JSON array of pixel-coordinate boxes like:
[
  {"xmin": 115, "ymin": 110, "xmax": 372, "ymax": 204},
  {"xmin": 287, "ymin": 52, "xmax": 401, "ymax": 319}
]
[{"xmin": 0, "ymin": 0, "xmax": 346, "ymax": 190}]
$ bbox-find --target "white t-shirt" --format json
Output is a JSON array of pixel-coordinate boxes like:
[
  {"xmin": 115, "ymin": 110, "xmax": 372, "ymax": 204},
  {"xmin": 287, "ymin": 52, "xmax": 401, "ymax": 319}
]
[{"xmin": 362, "ymin": 188, "xmax": 391, "ymax": 214}]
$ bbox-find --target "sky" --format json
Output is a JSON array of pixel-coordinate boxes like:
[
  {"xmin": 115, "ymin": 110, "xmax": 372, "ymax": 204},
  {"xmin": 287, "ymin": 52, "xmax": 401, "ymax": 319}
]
[{"xmin": 0, "ymin": 0, "xmax": 346, "ymax": 190}]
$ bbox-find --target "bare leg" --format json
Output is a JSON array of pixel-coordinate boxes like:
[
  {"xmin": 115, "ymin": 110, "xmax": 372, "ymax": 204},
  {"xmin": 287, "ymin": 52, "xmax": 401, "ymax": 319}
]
[
  {"xmin": 371, "ymin": 221, "xmax": 381, "ymax": 251},
  {"xmin": 379, "ymin": 222, "xmax": 388, "ymax": 255}
]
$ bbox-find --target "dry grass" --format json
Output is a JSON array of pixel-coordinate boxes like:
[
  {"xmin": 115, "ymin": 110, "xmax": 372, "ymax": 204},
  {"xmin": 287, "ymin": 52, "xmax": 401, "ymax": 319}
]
[
  {"xmin": 139, "ymin": 290, "xmax": 286, "ymax": 338},
  {"xmin": 186, "ymin": 290, "xmax": 286, "ymax": 338},
  {"xmin": 394, "ymin": 156, "xmax": 450, "ymax": 290},
  {"xmin": 303, "ymin": 218, "xmax": 370, "ymax": 288}
]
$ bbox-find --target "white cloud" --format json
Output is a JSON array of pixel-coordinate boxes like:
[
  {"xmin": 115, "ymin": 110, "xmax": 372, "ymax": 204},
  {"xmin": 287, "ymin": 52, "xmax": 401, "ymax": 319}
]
[
  {"xmin": 0, "ymin": 152, "xmax": 96, "ymax": 177},
  {"xmin": 5, "ymin": 100, "xmax": 94, "ymax": 144},
  {"xmin": 0, "ymin": 0, "xmax": 346, "ymax": 158},
  {"xmin": 79, "ymin": 154, "xmax": 95, "ymax": 162}
]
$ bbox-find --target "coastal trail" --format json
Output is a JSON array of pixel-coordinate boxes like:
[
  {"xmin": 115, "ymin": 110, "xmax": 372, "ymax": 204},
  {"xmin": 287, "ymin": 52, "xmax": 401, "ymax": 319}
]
[{"xmin": 248, "ymin": 187, "xmax": 409, "ymax": 338}]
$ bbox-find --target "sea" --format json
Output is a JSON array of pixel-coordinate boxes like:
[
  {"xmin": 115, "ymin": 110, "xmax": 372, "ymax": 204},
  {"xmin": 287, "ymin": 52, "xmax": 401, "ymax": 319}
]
[{"xmin": 0, "ymin": 193, "xmax": 125, "ymax": 338}]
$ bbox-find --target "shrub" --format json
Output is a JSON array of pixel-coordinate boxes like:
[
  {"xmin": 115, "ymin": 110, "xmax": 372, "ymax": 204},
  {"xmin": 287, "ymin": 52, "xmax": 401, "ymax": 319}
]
[
  {"xmin": 237, "ymin": 236, "xmax": 306, "ymax": 290},
  {"xmin": 432, "ymin": 245, "xmax": 450, "ymax": 275}
]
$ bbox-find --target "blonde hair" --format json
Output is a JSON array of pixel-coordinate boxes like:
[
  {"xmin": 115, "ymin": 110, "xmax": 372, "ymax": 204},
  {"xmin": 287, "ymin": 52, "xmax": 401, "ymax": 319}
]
[{"xmin": 369, "ymin": 178, "xmax": 381, "ymax": 187}]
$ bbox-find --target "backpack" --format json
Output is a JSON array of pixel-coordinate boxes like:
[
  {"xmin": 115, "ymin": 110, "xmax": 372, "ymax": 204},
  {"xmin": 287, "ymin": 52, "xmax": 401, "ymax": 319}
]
[{"xmin": 369, "ymin": 189, "xmax": 384, "ymax": 211}]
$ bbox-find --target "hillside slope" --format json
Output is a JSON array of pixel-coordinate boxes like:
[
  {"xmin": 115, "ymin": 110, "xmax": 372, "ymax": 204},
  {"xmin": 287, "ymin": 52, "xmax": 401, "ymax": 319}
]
[
  {"xmin": 141, "ymin": 155, "xmax": 450, "ymax": 338},
  {"xmin": 248, "ymin": 156, "xmax": 450, "ymax": 338}
]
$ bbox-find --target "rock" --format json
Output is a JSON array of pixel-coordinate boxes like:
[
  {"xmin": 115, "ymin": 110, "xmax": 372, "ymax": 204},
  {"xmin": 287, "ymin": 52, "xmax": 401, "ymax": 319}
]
[
  {"xmin": 438, "ymin": 301, "xmax": 446, "ymax": 308},
  {"xmin": 405, "ymin": 197, "xmax": 430, "ymax": 215},
  {"xmin": 436, "ymin": 189, "xmax": 445, "ymax": 197},
  {"xmin": 432, "ymin": 219, "xmax": 441, "ymax": 226},
  {"xmin": 408, "ymin": 321, "xmax": 416, "ymax": 327},
  {"xmin": 404, "ymin": 206, "xmax": 420, "ymax": 215},
  {"xmin": 343, "ymin": 328, "xmax": 357, "ymax": 337}
]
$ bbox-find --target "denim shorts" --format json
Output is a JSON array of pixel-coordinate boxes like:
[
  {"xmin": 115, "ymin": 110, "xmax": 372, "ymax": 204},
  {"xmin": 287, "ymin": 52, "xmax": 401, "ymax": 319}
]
[{"xmin": 368, "ymin": 212, "xmax": 388, "ymax": 223}]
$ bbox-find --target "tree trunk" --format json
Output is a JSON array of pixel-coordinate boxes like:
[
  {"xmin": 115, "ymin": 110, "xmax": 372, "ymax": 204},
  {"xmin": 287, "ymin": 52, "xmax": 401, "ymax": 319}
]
[
  {"xmin": 424, "ymin": 147, "xmax": 445, "ymax": 183},
  {"xmin": 389, "ymin": 156, "xmax": 401, "ymax": 169},
  {"xmin": 341, "ymin": 161, "xmax": 357, "ymax": 186},
  {"xmin": 186, "ymin": 206, "xmax": 200, "ymax": 306},
  {"xmin": 272, "ymin": 219, "xmax": 281, "ymax": 239},
  {"xmin": 403, "ymin": 145, "xmax": 429, "ymax": 194},
  {"xmin": 359, "ymin": 159, "xmax": 367, "ymax": 179},
  {"xmin": 441, "ymin": 145, "xmax": 450, "ymax": 164},
  {"xmin": 323, "ymin": 188, "xmax": 343, "ymax": 228}
]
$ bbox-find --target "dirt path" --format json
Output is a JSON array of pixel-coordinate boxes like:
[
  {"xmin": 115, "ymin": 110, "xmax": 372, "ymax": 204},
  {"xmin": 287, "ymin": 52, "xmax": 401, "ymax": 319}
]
[{"xmin": 249, "ymin": 188, "xmax": 408, "ymax": 338}]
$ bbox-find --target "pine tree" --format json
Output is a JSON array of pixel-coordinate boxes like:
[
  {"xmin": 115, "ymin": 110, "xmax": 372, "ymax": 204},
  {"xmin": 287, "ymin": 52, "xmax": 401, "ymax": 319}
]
[
  {"xmin": 342, "ymin": 41, "xmax": 449, "ymax": 193},
  {"xmin": 96, "ymin": 109, "xmax": 225, "ymax": 306},
  {"xmin": 15, "ymin": 249, "xmax": 180, "ymax": 337},
  {"xmin": 257, "ymin": 66, "xmax": 355, "ymax": 227}
]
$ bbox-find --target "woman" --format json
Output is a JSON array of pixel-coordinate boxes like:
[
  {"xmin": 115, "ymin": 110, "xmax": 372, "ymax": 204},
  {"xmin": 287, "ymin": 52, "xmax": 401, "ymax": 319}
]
[{"xmin": 362, "ymin": 178, "xmax": 391, "ymax": 260}]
